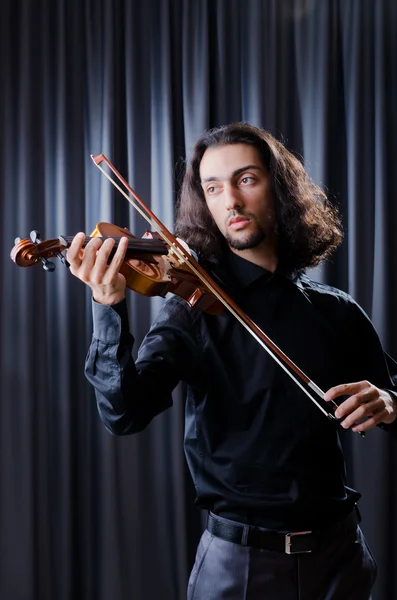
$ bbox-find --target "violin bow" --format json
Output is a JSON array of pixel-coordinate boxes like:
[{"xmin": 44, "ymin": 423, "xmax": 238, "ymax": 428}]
[{"xmin": 91, "ymin": 154, "xmax": 350, "ymax": 429}]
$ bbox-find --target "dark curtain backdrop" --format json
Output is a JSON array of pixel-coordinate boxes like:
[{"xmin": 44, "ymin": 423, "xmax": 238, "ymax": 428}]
[{"xmin": 1, "ymin": 1, "xmax": 396, "ymax": 599}]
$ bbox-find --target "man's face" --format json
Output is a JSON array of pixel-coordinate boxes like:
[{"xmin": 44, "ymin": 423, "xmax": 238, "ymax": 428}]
[{"xmin": 199, "ymin": 143, "xmax": 275, "ymax": 252}]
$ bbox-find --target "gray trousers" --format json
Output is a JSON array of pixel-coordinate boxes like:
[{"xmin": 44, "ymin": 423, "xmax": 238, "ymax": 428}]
[{"xmin": 187, "ymin": 515, "xmax": 377, "ymax": 600}]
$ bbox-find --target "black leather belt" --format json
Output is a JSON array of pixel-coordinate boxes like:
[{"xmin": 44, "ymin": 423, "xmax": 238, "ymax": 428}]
[{"xmin": 207, "ymin": 508, "xmax": 360, "ymax": 554}]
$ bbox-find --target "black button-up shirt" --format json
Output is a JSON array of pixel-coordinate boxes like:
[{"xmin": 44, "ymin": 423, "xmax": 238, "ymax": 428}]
[{"xmin": 85, "ymin": 251, "xmax": 397, "ymax": 530}]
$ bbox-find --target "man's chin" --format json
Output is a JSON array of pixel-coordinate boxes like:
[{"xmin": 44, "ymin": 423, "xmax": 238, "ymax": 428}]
[{"xmin": 226, "ymin": 232, "xmax": 266, "ymax": 251}]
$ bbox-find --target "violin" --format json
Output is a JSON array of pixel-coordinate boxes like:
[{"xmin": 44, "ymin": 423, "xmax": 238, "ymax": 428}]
[
  {"xmin": 11, "ymin": 153, "xmax": 364, "ymax": 435},
  {"xmin": 10, "ymin": 222, "xmax": 223, "ymax": 315}
]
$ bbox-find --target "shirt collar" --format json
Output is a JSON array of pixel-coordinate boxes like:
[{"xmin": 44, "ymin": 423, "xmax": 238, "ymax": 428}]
[{"xmin": 222, "ymin": 250, "xmax": 276, "ymax": 288}]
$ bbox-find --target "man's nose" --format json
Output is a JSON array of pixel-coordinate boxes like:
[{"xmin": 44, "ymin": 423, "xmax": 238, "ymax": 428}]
[{"xmin": 224, "ymin": 185, "xmax": 242, "ymax": 210}]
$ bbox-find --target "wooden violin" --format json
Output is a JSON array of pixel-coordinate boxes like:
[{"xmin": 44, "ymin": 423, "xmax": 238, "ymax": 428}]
[{"xmin": 10, "ymin": 222, "xmax": 223, "ymax": 315}]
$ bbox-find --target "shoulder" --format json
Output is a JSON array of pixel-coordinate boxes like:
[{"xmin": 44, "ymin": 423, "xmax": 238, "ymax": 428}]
[
  {"xmin": 296, "ymin": 274, "xmax": 355, "ymax": 305},
  {"xmin": 294, "ymin": 274, "xmax": 367, "ymax": 324}
]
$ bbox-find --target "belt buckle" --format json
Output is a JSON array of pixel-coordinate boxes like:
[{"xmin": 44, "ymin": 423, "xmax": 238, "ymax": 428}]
[{"xmin": 285, "ymin": 530, "xmax": 312, "ymax": 554}]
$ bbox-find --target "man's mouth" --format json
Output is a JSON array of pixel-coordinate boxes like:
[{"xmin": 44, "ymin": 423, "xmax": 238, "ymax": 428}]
[{"xmin": 228, "ymin": 216, "xmax": 250, "ymax": 230}]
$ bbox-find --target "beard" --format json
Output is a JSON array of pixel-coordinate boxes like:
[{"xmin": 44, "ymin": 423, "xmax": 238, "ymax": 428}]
[
  {"xmin": 226, "ymin": 228, "xmax": 266, "ymax": 250},
  {"xmin": 225, "ymin": 212, "xmax": 267, "ymax": 250}
]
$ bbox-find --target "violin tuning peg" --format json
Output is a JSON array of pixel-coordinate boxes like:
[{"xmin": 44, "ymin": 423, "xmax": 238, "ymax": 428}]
[
  {"xmin": 40, "ymin": 257, "xmax": 56, "ymax": 272},
  {"xmin": 30, "ymin": 230, "xmax": 41, "ymax": 244},
  {"xmin": 56, "ymin": 252, "xmax": 70, "ymax": 268},
  {"xmin": 14, "ymin": 237, "xmax": 21, "ymax": 244}
]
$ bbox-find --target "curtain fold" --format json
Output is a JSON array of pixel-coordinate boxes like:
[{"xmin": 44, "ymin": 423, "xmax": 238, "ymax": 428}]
[{"xmin": 1, "ymin": 1, "xmax": 396, "ymax": 599}]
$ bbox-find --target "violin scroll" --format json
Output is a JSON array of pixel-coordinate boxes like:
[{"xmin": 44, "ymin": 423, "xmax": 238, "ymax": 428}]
[{"xmin": 10, "ymin": 231, "xmax": 68, "ymax": 270}]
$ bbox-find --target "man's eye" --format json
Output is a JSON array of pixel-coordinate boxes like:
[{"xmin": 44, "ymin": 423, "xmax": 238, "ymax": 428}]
[
  {"xmin": 206, "ymin": 186, "xmax": 217, "ymax": 194},
  {"xmin": 240, "ymin": 176, "xmax": 254, "ymax": 185}
]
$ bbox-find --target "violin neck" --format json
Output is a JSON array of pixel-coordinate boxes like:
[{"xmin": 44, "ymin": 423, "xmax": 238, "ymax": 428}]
[{"xmin": 59, "ymin": 236, "xmax": 168, "ymax": 256}]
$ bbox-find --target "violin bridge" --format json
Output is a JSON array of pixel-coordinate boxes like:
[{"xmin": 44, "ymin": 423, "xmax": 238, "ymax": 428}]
[{"xmin": 167, "ymin": 238, "xmax": 192, "ymax": 266}]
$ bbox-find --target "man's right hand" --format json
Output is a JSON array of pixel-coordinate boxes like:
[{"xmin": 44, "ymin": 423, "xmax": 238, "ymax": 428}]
[{"xmin": 66, "ymin": 233, "xmax": 129, "ymax": 305}]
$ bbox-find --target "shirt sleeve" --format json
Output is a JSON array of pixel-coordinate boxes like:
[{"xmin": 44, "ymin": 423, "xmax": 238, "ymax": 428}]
[
  {"xmin": 84, "ymin": 297, "xmax": 200, "ymax": 435},
  {"xmin": 346, "ymin": 301, "xmax": 397, "ymax": 438}
]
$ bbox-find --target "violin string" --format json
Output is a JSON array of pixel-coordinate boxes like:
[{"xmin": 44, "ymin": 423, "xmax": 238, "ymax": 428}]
[
  {"xmin": 61, "ymin": 236, "xmax": 168, "ymax": 253},
  {"xmin": 92, "ymin": 158, "xmax": 334, "ymax": 420}
]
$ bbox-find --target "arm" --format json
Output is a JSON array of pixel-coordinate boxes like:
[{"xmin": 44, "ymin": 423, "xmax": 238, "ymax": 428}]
[
  {"xmin": 85, "ymin": 296, "xmax": 198, "ymax": 435},
  {"xmin": 324, "ymin": 300, "xmax": 397, "ymax": 436},
  {"xmin": 67, "ymin": 233, "xmax": 199, "ymax": 435}
]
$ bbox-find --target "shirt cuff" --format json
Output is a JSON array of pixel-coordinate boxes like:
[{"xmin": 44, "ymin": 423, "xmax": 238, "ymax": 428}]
[{"xmin": 92, "ymin": 298, "xmax": 130, "ymax": 344}]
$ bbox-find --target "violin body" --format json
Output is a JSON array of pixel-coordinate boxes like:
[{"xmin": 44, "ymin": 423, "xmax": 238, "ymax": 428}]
[{"xmin": 10, "ymin": 222, "xmax": 223, "ymax": 315}]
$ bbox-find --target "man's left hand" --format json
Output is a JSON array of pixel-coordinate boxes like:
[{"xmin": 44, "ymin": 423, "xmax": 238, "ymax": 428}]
[{"xmin": 324, "ymin": 381, "xmax": 397, "ymax": 433}]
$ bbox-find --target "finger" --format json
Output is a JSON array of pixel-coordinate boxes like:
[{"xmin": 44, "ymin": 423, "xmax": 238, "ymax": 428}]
[
  {"xmin": 324, "ymin": 381, "xmax": 370, "ymax": 403},
  {"xmin": 339, "ymin": 399, "xmax": 382, "ymax": 429},
  {"xmin": 75, "ymin": 237, "xmax": 104, "ymax": 280},
  {"xmin": 351, "ymin": 408, "xmax": 390, "ymax": 433},
  {"xmin": 66, "ymin": 232, "xmax": 87, "ymax": 267},
  {"xmin": 90, "ymin": 237, "xmax": 118, "ymax": 282},
  {"xmin": 352, "ymin": 408, "xmax": 386, "ymax": 432},
  {"xmin": 334, "ymin": 388, "xmax": 378, "ymax": 419},
  {"xmin": 90, "ymin": 237, "xmax": 128, "ymax": 284},
  {"xmin": 104, "ymin": 236, "xmax": 129, "ymax": 280}
]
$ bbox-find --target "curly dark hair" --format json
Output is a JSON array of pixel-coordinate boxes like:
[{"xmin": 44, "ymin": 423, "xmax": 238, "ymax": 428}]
[{"xmin": 175, "ymin": 122, "xmax": 343, "ymax": 275}]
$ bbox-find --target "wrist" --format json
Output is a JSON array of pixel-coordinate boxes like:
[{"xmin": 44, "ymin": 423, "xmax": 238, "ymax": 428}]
[{"xmin": 92, "ymin": 291, "xmax": 126, "ymax": 306}]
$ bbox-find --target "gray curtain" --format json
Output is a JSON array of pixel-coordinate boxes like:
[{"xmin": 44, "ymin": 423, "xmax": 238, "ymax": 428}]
[{"xmin": 1, "ymin": 1, "xmax": 396, "ymax": 599}]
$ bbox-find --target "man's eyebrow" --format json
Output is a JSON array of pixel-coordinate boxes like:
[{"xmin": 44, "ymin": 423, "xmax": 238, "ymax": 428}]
[{"xmin": 201, "ymin": 164, "xmax": 263, "ymax": 184}]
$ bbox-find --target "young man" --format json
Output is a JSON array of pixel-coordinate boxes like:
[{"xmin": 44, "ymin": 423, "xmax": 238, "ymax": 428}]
[{"xmin": 67, "ymin": 123, "xmax": 397, "ymax": 599}]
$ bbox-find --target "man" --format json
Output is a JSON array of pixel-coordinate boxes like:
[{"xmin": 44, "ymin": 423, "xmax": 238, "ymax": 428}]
[{"xmin": 67, "ymin": 123, "xmax": 397, "ymax": 599}]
